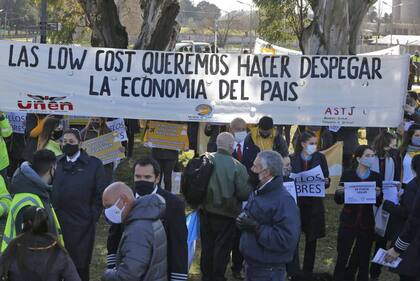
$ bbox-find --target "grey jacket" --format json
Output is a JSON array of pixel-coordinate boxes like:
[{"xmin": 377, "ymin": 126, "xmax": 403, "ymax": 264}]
[{"xmin": 102, "ymin": 194, "xmax": 168, "ymax": 281}]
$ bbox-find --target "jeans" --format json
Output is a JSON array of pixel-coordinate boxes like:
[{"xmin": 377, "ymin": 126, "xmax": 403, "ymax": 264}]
[{"xmin": 246, "ymin": 264, "xmax": 286, "ymax": 281}]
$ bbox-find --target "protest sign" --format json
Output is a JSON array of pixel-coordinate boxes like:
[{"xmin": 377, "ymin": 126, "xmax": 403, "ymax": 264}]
[
  {"xmin": 344, "ymin": 182, "xmax": 377, "ymax": 204},
  {"xmin": 143, "ymin": 121, "xmax": 189, "ymax": 151},
  {"xmin": 290, "ymin": 165, "xmax": 325, "ymax": 197},
  {"xmin": 322, "ymin": 141, "xmax": 343, "ymax": 195},
  {"xmin": 106, "ymin": 118, "xmax": 128, "ymax": 142},
  {"xmin": 283, "ymin": 181, "xmax": 297, "ymax": 203},
  {"xmin": 382, "ymin": 181, "xmax": 400, "ymax": 205},
  {"xmin": 81, "ymin": 132, "xmax": 125, "ymax": 165},
  {"xmin": 0, "ymin": 41, "xmax": 408, "ymax": 127},
  {"xmin": 372, "ymin": 248, "xmax": 402, "ymax": 268},
  {"xmin": 5, "ymin": 112, "xmax": 26, "ymax": 134}
]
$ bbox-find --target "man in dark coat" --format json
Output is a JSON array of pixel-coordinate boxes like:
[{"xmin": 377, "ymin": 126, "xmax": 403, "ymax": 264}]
[
  {"xmin": 237, "ymin": 151, "xmax": 300, "ymax": 281},
  {"xmin": 106, "ymin": 157, "xmax": 188, "ymax": 281},
  {"xmin": 52, "ymin": 129, "xmax": 109, "ymax": 281}
]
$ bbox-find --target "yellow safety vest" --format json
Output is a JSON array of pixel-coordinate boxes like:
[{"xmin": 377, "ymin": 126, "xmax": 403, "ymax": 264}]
[
  {"xmin": 411, "ymin": 55, "xmax": 420, "ymax": 63},
  {"xmin": 1, "ymin": 193, "xmax": 64, "ymax": 252}
]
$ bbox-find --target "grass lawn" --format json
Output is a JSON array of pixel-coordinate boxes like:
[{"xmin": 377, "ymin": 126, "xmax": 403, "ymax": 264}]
[{"xmin": 87, "ymin": 136, "xmax": 400, "ymax": 281}]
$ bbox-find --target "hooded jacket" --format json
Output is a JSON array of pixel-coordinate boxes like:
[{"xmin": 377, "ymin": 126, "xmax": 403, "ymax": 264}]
[
  {"xmin": 102, "ymin": 194, "xmax": 168, "ymax": 281},
  {"xmin": 0, "ymin": 116, "xmax": 12, "ymax": 171},
  {"xmin": 9, "ymin": 162, "xmax": 57, "ymax": 237}
]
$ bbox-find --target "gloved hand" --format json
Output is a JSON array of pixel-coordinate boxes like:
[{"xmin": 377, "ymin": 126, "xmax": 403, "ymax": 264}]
[{"xmin": 236, "ymin": 212, "xmax": 260, "ymax": 232}]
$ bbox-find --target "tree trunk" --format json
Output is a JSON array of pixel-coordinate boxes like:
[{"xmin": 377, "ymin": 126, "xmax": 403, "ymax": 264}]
[
  {"xmin": 134, "ymin": 0, "xmax": 180, "ymax": 51},
  {"xmin": 77, "ymin": 0, "xmax": 128, "ymax": 48},
  {"xmin": 301, "ymin": 0, "xmax": 376, "ymax": 55}
]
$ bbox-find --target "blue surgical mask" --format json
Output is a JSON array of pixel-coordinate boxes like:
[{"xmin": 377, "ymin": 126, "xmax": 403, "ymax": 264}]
[
  {"xmin": 412, "ymin": 136, "xmax": 420, "ymax": 146},
  {"xmin": 360, "ymin": 157, "xmax": 375, "ymax": 168}
]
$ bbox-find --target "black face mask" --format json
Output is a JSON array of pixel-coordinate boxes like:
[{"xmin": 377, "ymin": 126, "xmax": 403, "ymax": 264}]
[
  {"xmin": 62, "ymin": 144, "xmax": 79, "ymax": 157},
  {"xmin": 248, "ymin": 171, "xmax": 260, "ymax": 189},
  {"xmin": 135, "ymin": 181, "xmax": 156, "ymax": 196},
  {"xmin": 259, "ymin": 131, "xmax": 271, "ymax": 139},
  {"xmin": 51, "ymin": 130, "xmax": 63, "ymax": 141}
]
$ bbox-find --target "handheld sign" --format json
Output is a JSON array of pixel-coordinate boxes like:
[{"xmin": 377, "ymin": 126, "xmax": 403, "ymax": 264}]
[
  {"xmin": 290, "ymin": 165, "xmax": 325, "ymax": 197},
  {"xmin": 344, "ymin": 182, "xmax": 376, "ymax": 204},
  {"xmin": 106, "ymin": 118, "xmax": 128, "ymax": 142},
  {"xmin": 81, "ymin": 132, "xmax": 125, "ymax": 165},
  {"xmin": 382, "ymin": 181, "xmax": 399, "ymax": 205},
  {"xmin": 372, "ymin": 248, "xmax": 402, "ymax": 268},
  {"xmin": 283, "ymin": 181, "xmax": 297, "ymax": 203},
  {"xmin": 5, "ymin": 112, "xmax": 26, "ymax": 134}
]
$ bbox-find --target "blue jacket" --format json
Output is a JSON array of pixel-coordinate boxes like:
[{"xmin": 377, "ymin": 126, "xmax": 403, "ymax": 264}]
[{"xmin": 240, "ymin": 177, "xmax": 300, "ymax": 267}]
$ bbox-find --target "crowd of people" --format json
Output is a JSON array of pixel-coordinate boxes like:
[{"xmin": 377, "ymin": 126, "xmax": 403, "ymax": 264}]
[{"xmin": 0, "ymin": 104, "xmax": 418, "ymax": 281}]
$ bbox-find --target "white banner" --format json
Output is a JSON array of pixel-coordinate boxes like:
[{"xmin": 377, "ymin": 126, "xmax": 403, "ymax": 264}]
[
  {"xmin": 5, "ymin": 112, "xmax": 26, "ymax": 134},
  {"xmin": 344, "ymin": 182, "xmax": 377, "ymax": 204},
  {"xmin": 0, "ymin": 41, "xmax": 408, "ymax": 126},
  {"xmin": 290, "ymin": 165, "xmax": 326, "ymax": 197}
]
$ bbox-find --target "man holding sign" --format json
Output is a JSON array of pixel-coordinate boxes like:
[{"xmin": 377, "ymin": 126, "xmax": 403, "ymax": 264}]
[{"xmin": 333, "ymin": 145, "xmax": 382, "ymax": 281}]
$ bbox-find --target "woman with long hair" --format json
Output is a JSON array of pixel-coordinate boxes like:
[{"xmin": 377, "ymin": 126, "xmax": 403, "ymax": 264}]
[
  {"xmin": 290, "ymin": 131, "xmax": 330, "ymax": 277},
  {"xmin": 333, "ymin": 145, "xmax": 382, "ymax": 281},
  {"xmin": 80, "ymin": 117, "xmax": 110, "ymax": 141},
  {"xmin": 0, "ymin": 207, "xmax": 80, "ymax": 281},
  {"xmin": 400, "ymin": 124, "xmax": 420, "ymax": 186},
  {"xmin": 369, "ymin": 131, "xmax": 401, "ymax": 280},
  {"xmin": 37, "ymin": 116, "xmax": 63, "ymax": 156}
]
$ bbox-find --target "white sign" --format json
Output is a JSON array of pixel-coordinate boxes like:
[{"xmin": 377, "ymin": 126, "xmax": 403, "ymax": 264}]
[
  {"xmin": 283, "ymin": 181, "xmax": 297, "ymax": 203},
  {"xmin": 290, "ymin": 165, "xmax": 325, "ymax": 197},
  {"xmin": 0, "ymin": 41, "xmax": 408, "ymax": 126},
  {"xmin": 372, "ymin": 248, "xmax": 402, "ymax": 268},
  {"xmin": 344, "ymin": 182, "xmax": 377, "ymax": 204},
  {"xmin": 382, "ymin": 181, "xmax": 400, "ymax": 205},
  {"xmin": 5, "ymin": 112, "xmax": 26, "ymax": 134},
  {"xmin": 106, "ymin": 118, "xmax": 128, "ymax": 142}
]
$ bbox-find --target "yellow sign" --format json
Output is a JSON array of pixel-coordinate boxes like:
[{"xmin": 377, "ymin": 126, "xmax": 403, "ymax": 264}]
[
  {"xmin": 144, "ymin": 121, "xmax": 189, "ymax": 151},
  {"xmin": 321, "ymin": 141, "xmax": 344, "ymax": 195},
  {"xmin": 81, "ymin": 132, "xmax": 125, "ymax": 165}
]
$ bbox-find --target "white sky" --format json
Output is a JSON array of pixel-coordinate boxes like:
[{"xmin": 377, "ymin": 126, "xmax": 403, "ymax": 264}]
[
  {"xmin": 202, "ymin": 0, "xmax": 254, "ymax": 12},
  {"xmin": 205, "ymin": 0, "xmax": 393, "ymax": 14}
]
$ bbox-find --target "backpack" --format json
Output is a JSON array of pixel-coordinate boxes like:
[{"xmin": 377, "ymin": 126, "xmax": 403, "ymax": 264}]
[{"xmin": 181, "ymin": 154, "xmax": 214, "ymax": 208}]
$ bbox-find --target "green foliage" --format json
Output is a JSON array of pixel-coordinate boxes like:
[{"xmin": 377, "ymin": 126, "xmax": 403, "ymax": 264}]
[{"xmin": 254, "ymin": 0, "xmax": 310, "ymax": 45}]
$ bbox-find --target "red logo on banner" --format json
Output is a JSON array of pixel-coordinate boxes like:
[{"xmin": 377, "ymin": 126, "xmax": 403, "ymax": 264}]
[{"xmin": 18, "ymin": 94, "xmax": 74, "ymax": 112}]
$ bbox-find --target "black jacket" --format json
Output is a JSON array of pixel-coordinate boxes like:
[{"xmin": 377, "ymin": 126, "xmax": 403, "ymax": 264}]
[
  {"xmin": 334, "ymin": 127, "xmax": 360, "ymax": 155},
  {"xmin": 383, "ymin": 178, "xmax": 417, "ymax": 241},
  {"xmin": 241, "ymin": 133, "xmax": 288, "ymax": 171},
  {"xmin": 290, "ymin": 151, "xmax": 329, "ymax": 240},
  {"xmin": 392, "ymin": 178, "xmax": 420, "ymax": 277},
  {"xmin": 107, "ymin": 187, "xmax": 188, "ymax": 281},
  {"xmin": 0, "ymin": 235, "xmax": 81, "ymax": 281},
  {"xmin": 335, "ymin": 170, "xmax": 382, "ymax": 232},
  {"xmin": 52, "ymin": 150, "xmax": 109, "ymax": 268}
]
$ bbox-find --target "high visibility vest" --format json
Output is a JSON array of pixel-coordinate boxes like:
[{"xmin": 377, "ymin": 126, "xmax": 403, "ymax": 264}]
[
  {"xmin": 1, "ymin": 193, "xmax": 64, "ymax": 252},
  {"xmin": 411, "ymin": 55, "xmax": 420, "ymax": 63}
]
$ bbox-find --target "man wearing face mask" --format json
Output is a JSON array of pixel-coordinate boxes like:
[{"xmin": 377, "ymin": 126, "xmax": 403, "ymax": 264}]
[
  {"xmin": 106, "ymin": 157, "xmax": 188, "ymax": 281},
  {"xmin": 101, "ymin": 182, "xmax": 167, "ymax": 281},
  {"xmin": 243, "ymin": 116, "xmax": 289, "ymax": 171},
  {"xmin": 229, "ymin": 117, "xmax": 250, "ymax": 280},
  {"xmin": 1, "ymin": 149, "xmax": 63, "ymax": 252},
  {"xmin": 237, "ymin": 151, "xmax": 300, "ymax": 281},
  {"xmin": 200, "ymin": 132, "xmax": 251, "ymax": 281},
  {"xmin": 52, "ymin": 129, "xmax": 109, "ymax": 281}
]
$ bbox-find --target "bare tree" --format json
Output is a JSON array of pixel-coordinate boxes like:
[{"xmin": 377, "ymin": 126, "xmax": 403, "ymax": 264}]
[
  {"xmin": 301, "ymin": 0, "xmax": 377, "ymax": 55},
  {"xmin": 76, "ymin": 0, "xmax": 180, "ymax": 51}
]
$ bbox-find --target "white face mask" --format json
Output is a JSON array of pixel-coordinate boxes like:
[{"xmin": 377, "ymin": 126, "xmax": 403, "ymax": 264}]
[
  {"xmin": 104, "ymin": 198, "xmax": 125, "ymax": 224},
  {"xmin": 234, "ymin": 131, "xmax": 247, "ymax": 143},
  {"xmin": 305, "ymin": 144, "xmax": 317, "ymax": 155},
  {"xmin": 360, "ymin": 156, "xmax": 375, "ymax": 168}
]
